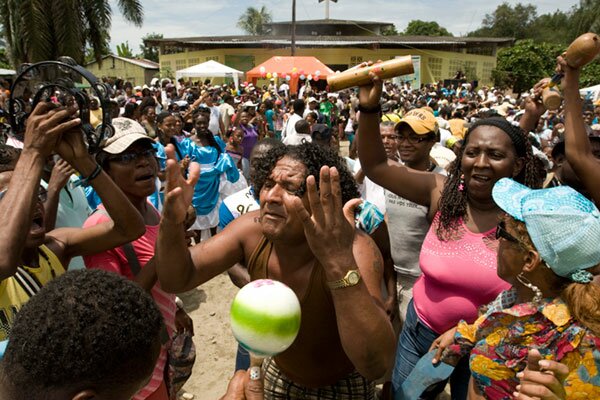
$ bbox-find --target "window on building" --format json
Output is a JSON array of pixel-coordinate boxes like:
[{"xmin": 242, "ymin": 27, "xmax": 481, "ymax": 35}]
[
  {"xmin": 175, "ymin": 59, "xmax": 187, "ymax": 70},
  {"xmin": 427, "ymin": 57, "xmax": 443, "ymax": 81},
  {"xmin": 161, "ymin": 61, "xmax": 172, "ymax": 70},
  {"xmin": 205, "ymin": 56, "xmax": 219, "ymax": 61},
  {"xmin": 463, "ymin": 61, "xmax": 478, "ymax": 80},
  {"xmin": 482, "ymin": 61, "xmax": 495, "ymax": 83},
  {"xmin": 466, "ymin": 46, "xmax": 494, "ymax": 56},
  {"xmin": 189, "ymin": 58, "xmax": 200, "ymax": 66},
  {"xmin": 350, "ymin": 56, "xmax": 363, "ymax": 66}
]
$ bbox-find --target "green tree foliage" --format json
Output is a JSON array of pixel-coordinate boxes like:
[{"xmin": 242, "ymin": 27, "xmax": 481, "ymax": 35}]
[
  {"xmin": 527, "ymin": 10, "xmax": 575, "ymax": 45},
  {"xmin": 139, "ymin": 32, "xmax": 163, "ymax": 62},
  {"xmin": 0, "ymin": 0, "xmax": 143, "ymax": 66},
  {"xmin": 471, "ymin": 2, "xmax": 600, "ymax": 88},
  {"xmin": 580, "ymin": 60, "xmax": 600, "ymax": 88},
  {"xmin": 403, "ymin": 20, "xmax": 452, "ymax": 37},
  {"xmin": 492, "ymin": 40, "xmax": 563, "ymax": 93},
  {"xmin": 0, "ymin": 48, "xmax": 10, "ymax": 69},
  {"xmin": 469, "ymin": 2, "xmax": 537, "ymax": 39},
  {"xmin": 116, "ymin": 41, "xmax": 134, "ymax": 58},
  {"xmin": 237, "ymin": 6, "xmax": 272, "ymax": 36},
  {"xmin": 381, "ymin": 25, "xmax": 399, "ymax": 36}
]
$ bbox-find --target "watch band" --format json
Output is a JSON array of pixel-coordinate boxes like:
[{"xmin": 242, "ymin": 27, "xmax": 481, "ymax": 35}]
[{"xmin": 327, "ymin": 269, "xmax": 361, "ymax": 290}]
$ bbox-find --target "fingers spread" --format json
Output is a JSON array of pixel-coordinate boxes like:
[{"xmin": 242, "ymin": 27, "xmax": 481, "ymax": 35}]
[
  {"xmin": 306, "ymin": 174, "xmax": 324, "ymax": 226},
  {"xmin": 319, "ymin": 166, "xmax": 333, "ymax": 222},
  {"xmin": 287, "ymin": 195, "xmax": 315, "ymax": 234}
]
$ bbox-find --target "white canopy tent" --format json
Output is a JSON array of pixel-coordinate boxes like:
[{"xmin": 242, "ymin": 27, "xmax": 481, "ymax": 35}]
[
  {"xmin": 0, "ymin": 68, "xmax": 15, "ymax": 77},
  {"xmin": 580, "ymin": 84, "xmax": 600, "ymax": 102},
  {"xmin": 175, "ymin": 60, "xmax": 243, "ymax": 89}
]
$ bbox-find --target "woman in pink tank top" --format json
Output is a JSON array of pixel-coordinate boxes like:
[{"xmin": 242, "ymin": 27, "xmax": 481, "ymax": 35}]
[
  {"xmin": 83, "ymin": 120, "xmax": 194, "ymax": 400},
  {"xmin": 357, "ymin": 78, "xmax": 544, "ymax": 399}
]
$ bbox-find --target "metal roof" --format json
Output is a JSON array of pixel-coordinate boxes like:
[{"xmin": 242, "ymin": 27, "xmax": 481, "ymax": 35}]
[
  {"xmin": 266, "ymin": 19, "xmax": 394, "ymax": 26},
  {"xmin": 147, "ymin": 35, "xmax": 514, "ymax": 49},
  {"xmin": 86, "ymin": 54, "xmax": 159, "ymax": 69}
]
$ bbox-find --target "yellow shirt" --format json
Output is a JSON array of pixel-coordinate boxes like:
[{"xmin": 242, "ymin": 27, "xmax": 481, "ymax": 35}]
[
  {"xmin": 0, "ymin": 245, "xmax": 65, "ymax": 340},
  {"xmin": 90, "ymin": 107, "xmax": 103, "ymax": 128}
]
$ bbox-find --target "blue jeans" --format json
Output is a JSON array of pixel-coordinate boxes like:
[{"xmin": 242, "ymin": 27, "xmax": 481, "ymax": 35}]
[{"xmin": 392, "ymin": 299, "xmax": 470, "ymax": 400}]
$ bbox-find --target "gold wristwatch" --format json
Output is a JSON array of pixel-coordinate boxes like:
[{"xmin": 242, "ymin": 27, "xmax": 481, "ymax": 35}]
[{"xmin": 327, "ymin": 269, "xmax": 361, "ymax": 290}]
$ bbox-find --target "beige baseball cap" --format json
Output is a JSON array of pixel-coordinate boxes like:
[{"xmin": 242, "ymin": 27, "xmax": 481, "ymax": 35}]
[{"xmin": 101, "ymin": 118, "xmax": 153, "ymax": 154}]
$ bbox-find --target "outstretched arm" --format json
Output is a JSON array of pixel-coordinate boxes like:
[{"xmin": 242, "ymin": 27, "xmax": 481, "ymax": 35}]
[
  {"xmin": 287, "ymin": 167, "xmax": 395, "ymax": 380},
  {"xmin": 155, "ymin": 144, "xmax": 247, "ymax": 293},
  {"xmin": 356, "ymin": 70, "xmax": 442, "ymax": 208},
  {"xmin": 0, "ymin": 103, "xmax": 81, "ymax": 279},
  {"xmin": 559, "ymin": 55, "xmax": 600, "ymax": 204},
  {"xmin": 46, "ymin": 128, "xmax": 146, "ymax": 264}
]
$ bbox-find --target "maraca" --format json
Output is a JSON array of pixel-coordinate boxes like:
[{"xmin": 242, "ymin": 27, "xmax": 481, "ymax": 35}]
[
  {"xmin": 548, "ymin": 33, "xmax": 600, "ymax": 86},
  {"xmin": 542, "ymin": 86, "xmax": 562, "ymax": 110},
  {"xmin": 230, "ymin": 279, "xmax": 301, "ymax": 357},
  {"xmin": 327, "ymin": 56, "xmax": 414, "ymax": 91}
]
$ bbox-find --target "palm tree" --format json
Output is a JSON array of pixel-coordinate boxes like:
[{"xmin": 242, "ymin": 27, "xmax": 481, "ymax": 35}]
[
  {"xmin": 0, "ymin": 0, "xmax": 143, "ymax": 67},
  {"xmin": 237, "ymin": 6, "xmax": 272, "ymax": 36}
]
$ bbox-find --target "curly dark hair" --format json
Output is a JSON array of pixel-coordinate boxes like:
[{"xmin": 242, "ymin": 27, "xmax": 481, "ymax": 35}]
[
  {"xmin": 251, "ymin": 141, "xmax": 359, "ymax": 204},
  {"xmin": 2, "ymin": 269, "xmax": 163, "ymax": 399},
  {"xmin": 0, "ymin": 144, "xmax": 21, "ymax": 173},
  {"xmin": 437, "ymin": 117, "xmax": 542, "ymax": 240}
]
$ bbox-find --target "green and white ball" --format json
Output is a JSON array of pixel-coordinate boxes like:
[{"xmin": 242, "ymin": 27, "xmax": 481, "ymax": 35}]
[{"xmin": 230, "ymin": 279, "xmax": 301, "ymax": 357}]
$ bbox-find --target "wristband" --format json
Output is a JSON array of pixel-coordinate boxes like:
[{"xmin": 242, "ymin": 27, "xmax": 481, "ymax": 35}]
[
  {"xmin": 358, "ymin": 104, "xmax": 382, "ymax": 114},
  {"xmin": 73, "ymin": 164, "xmax": 102, "ymax": 187}
]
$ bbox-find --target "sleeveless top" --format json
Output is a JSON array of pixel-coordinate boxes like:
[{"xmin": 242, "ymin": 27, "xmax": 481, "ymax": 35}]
[
  {"xmin": 0, "ymin": 245, "xmax": 65, "ymax": 340},
  {"xmin": 413, "ymin": 212, "xmax": 510, "ymax": 334},
  {"xmin": 247, "ymin": 236, "xmax": 355, "ymax": 387}
]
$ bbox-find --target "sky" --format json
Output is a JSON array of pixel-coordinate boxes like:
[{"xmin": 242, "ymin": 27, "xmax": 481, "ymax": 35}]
[{"xmin": 109, "ymin": 0, "xmax": 580, "ymax": 54}]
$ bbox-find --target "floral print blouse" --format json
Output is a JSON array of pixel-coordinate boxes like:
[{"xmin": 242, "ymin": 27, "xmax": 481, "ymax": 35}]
[{"xmin": 443, "ymin": 288, "xmax": 600, "ymax": 399}]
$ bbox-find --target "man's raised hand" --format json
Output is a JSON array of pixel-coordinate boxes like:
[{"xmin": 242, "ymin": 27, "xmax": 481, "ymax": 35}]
[{"xmin": 163, "ymin": 144, "xmax": 200, "ymax": 224}]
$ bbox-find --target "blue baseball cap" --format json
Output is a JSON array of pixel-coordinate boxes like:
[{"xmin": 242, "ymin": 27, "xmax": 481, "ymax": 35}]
[{"xmin": 492, "ymin": 178, "xmax": 600, "ymax": 283}]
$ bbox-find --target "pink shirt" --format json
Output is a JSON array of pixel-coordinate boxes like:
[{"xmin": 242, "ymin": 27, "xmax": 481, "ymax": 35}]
[
  {"xmin": 83, "ymin": 207, "xmax": 176, "ymax": 400},
  {"xmin": 412, "ymin": 213, "xmax": 510, "ymax": 334}
]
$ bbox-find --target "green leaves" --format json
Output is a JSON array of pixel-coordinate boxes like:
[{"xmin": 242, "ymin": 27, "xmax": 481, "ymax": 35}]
[
  {"xmin": 0, "ymin": 0, "xmax": 143, "ymax": 67},
  {"xmin": 403, "ymin": 20, "xmax": 452, "ymax": 37},
  {"xmin": 237, "ymin": 6, "xmax": 273, "ymax": 36},
  {"xmin": 493, "ymin": 40, "xmax": 563, "ymax": 93}
]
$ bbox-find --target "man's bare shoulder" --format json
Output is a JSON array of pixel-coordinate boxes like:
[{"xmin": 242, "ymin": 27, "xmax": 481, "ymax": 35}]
[{"xmin": 221, "ymin": 210, "xmax": 264, "ymax": 253}]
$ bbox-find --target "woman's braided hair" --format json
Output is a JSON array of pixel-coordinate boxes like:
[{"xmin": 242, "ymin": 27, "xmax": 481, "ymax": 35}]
[{"xmin": 436, "ymin": 117, "xmax": 543, "ymax": 240}]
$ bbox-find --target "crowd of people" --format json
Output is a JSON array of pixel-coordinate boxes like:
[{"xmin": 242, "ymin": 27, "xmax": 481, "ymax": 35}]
[{"xmin": 0, "ymin": 52, "xmax": 599, "ymax": 400}]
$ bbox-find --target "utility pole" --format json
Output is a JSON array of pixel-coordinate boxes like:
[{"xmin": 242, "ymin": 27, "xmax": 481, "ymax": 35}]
[{"xmin": 291, "ymin": 0, "xmax": 296, "ymax": 56}]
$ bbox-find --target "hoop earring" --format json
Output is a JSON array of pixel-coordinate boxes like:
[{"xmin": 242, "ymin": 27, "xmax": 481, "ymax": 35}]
[{"xmin": 517, "ymin": 272, "xmax": 543, "ymax": 303}]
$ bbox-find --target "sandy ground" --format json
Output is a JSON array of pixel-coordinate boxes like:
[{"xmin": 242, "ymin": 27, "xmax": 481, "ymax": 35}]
[{"xmin": 178, "ymin": 272, "xmax": 239, "ymax": 400}]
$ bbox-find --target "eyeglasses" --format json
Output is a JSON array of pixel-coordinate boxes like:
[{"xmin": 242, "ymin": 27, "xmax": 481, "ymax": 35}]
[
  {"xmin": 0, "ymin": 186, "xmax": 47, "ymax": 203},
  {"xmin": 381, "ymin": 134, "xmax": 400, "ymax": 141},
  {"xmin": 397, "ymin": 134, "xmax": 431, "ymax": 144},
  {"xmin": 108, "ymin": 148, "xmax": 157, "ymax": 165},
  {"xmin": 496, "ymin": 221, "xmax": 527, "ymax": 247}
]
